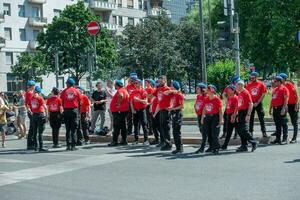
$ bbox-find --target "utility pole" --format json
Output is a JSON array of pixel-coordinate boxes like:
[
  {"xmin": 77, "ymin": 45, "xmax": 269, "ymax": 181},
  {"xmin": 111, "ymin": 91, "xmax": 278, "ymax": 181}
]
[
  {"xmin": 55, "ymin": 52, "xmax": 59, "ymax": 88},
  {"xmin": 87, "ymin": 53, "xmax": 93, "ymax": 95},
  {"xmin": 208, "ymin": 0, "xmax": 213, "ymax": 64},
  {"xmin": 198, "ymin": 0, "xmax": 207, "ymax": 82}
]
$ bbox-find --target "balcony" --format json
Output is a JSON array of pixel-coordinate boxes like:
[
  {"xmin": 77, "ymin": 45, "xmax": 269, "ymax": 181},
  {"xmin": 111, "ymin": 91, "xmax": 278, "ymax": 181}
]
[
  {"xmin": 0, "ymin": 37, "xmax": 5, "ymax": 48},
  {"xmin": 29, "ymin": 17, "xmax": 47, "ymax": 27},
  {"xmin": 29, "ymin": 41, "xmax": 38, "ymax": 50},
  {"xmin": 28, "ymin": 0, "xmax": 47, "ymax": 4},
  {"xmin": 90, "ymin": 0, "xmax": 117, "ymax": 11},
  {"xmin": 100, "ymin": 22, "xmax": 118, "ymax": 30},
  {"xmin": 0, "ymin": 11, "xmax": 4, "ymax": 23}
]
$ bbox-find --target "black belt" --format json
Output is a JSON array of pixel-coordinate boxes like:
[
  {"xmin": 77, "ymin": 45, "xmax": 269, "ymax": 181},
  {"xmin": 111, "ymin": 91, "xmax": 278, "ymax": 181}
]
[
  {"xmin": 273, "ymin": 106, "xmax": 283, "ymax": 109},
  {"xmin": 206, "ymin": 114, "xmax": 218, "ymax": 117},
  {"xmin": 64, "ymin": 108, "xmax": 78, "ymax": 110}
]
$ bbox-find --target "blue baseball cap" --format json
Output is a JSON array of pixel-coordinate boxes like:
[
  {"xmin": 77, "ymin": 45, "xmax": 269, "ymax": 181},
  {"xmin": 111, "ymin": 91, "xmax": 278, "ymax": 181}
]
[
  {"xmin": 196, "ymin": 82, "xmax": 207, "ymax": 89},
  {"xmin": 27, "ymin": 80, "xmax": 36, "ymax": 86},
  {"xmin": 136, "ymin": 79, "xmax": 142, "ymax": 83},
  {"xmin": 172, "ymin": 80, "xmax": 180, "ymax": 90},
  {"xmin": 230, "ymin": 75, "xmax": 240, "ymax": 84},
  {"xmin": 66, "ymin": 78, "xmax": 75, "ymax": 85},
  {"xmin": 208, "ymin": 84, "xmax": 217, "ymax": 93},
  {"xmin": 278, "ymin": 73, "xmax": 288, "ymax": 79},
  {"xmin": 274, "ymin": 75, "xmax": 283, "ymax": 82},
  {"xmin": 250, "ymin": 71, "xmax": 259, "ymax": 77},
  {"xmin": 228, "ymin": 84, "xmax": 236, "ymax": 91},
  {"xmin": 146, "ymin": 79, "xmax": 155, "ymax": 87},
  {"xmin": 34, "ymin": 86, "xmax": 42, "ymax": 93},
  {"xmin": 115, "ymin": 80, "xmax": 123, "ymax": 87}
]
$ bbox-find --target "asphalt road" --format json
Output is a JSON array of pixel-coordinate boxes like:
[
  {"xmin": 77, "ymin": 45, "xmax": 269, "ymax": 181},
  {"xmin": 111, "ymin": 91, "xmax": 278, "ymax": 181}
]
[{"xmin": 0, "ymin": 137, "xmax": 299, "ymax": 200}]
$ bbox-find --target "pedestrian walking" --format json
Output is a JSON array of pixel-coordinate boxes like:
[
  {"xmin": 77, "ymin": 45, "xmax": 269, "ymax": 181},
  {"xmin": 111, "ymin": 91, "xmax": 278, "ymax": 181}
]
[
  {"xmin": 60, "ymin": 78, "xmax": 82, "ymax": 151},
  {"xmin": 29, "ymin": 86, "xmax": 48, "ymax": 152},
  {"xmin": 91, "ymin": 82, "xmax": 107, "ymax": 134},
  {"xmin": 194, "ymin": 82, "xmax": 208, "ymax": 154},
  {"xmin": 0, "ymin": 92, "xmax": 10, "ymax": 148},
  {"xmin": 25, "ymin": 80, "xmax": 35, "ymax": 150},
  {"xmin": 270, "ymin": 76, "xmax": 289, "ymax": 145},
  {"xmin": 109, "ymin": 80, "xmax": 130, "ymax": 146},
  {"xmin": 15, "ymin": 90, "xmax": 27, "ymax": 139},
  {"xmin": 221, "ymin": 85, "xmax": 238, "ymax": 150},
  {"xmin": 169, "ymin": 81, "xmax": 184, "ymax": 154},
  {"xmin": 235, "ymin": 80, "xmax": 257, "ymax": 152},
  {"xmin": 126, "ymin": 73, "xmax": 138, "ymax": 135},
  {"xmin": 77, "ymin": 87, "xmax": 91, "ymax": 145},
  {"xmin": 46, "ymin": 87, "xmax": 63, "ymax": 148},
  {"xmin": 130, "ymin": 79, "xmax": 149, "ymax": 145},
  {"xmin": 245, "ymin": 71, "xmax": 268, "ymax": 137},
  {"xmin": 201, "ymin": 84, "xmax": 223, "ymax": 155},
  {"xmin": 279, "ymin": 73, "xmax": 298, "ymax": 143},
  {"xmin": 106, "ymin": 80, "xmax": 116, "ymax": 133}
]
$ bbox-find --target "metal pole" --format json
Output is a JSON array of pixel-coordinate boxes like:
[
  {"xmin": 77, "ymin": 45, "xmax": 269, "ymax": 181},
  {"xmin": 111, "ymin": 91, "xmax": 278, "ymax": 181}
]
[
  {"xmin": 234, "ymin": 13, "xmax": 240, "ymax": 77},
  {"xmin": 88, "ymin": 54, "xmax": 93, "ymax": 95},
  {"xmin": 198, "ymin": 0, "xmax": 207, "ymax": 82},
  {"xmin": 55, "ymin": 52, "xmax": 59, "ymax": 88},
  {"xmin": 208, "ymin": 0, "xmax": 213, "ymax": 64},
  {"xmin": 93, "ymin": 35, "xmax": 97, "ymax": 71}
]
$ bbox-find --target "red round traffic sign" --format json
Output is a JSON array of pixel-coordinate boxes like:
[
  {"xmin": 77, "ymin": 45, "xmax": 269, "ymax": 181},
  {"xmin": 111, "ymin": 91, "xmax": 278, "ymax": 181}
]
[{"xmin": 87, "ymin": 21, "xmax": 100, "ymax": 36}]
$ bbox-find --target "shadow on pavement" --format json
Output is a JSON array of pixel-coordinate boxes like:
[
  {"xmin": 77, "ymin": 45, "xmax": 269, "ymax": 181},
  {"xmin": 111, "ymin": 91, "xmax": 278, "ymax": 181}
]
[{"xmin": 284, "ymin": 159, "xmax": 300, "ymax": 164}]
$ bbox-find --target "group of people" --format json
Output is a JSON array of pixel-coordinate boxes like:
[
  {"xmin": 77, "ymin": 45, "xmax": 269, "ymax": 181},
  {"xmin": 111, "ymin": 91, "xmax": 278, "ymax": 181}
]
[{"xmin": 0, "ymin": 71, "xmax": 298, "ymax": 155}]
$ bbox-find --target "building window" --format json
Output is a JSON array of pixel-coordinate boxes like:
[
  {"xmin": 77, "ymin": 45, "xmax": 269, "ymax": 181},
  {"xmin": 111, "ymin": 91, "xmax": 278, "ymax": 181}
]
[
  {"xmin": 6, "ymin": 52, "xmax": 13, "ymax": 65},
  {"xmin": 7, "ymin": 74, "xmax": 25, "ymax": 92},
  {"xmin": 4, "ymin": 3, "xmax": 11, "ymax": 16},
  {"xmin": 112, "ymin": 16, "xmax": 117, "ymax": 25},
  {"xmin": 19, "ymin": 29, "xmax": 26, "ymax": 41},
  {"xmin": 32, "ymin": 6, "xmax": 40, "ymax": 18},
  {"xmin": 127, "ymin": 0, "xmax": 133, "ymax": 8},
  {"xmin": 143, "ymin": 0, "xmax": 147, "ymax": 10},
  {"xmin": 138, "ymin": 0, "xmax": 143, "ymax": 10},
  {"xmin": 33, "ymin": 30, "xmax": 40, "ymax": 40},
  {"xmin": 4, "ymin": 28, "xmax": 12, "ymax": 40},
  {"xmin": 117, "ymin": 0, "xmax": 122, "ymax": 7},
  {"xmin": 128, "ymin": 17, "xmax": 134, "ymax": 25},
  {"xmin": 18, "ymin": 5, "xmax": 25, "ymax": 17},
  {"xmin": 118, "ymin": 16, "xmax": 123, "ymax": 27},
  {"xmin": 53, "ymin": 9, "xmax": 61, "ymax": 17}
]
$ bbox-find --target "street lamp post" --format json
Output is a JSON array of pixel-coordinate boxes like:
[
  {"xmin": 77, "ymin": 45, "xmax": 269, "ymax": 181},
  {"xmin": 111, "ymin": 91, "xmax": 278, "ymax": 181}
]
[{"xmin": 198, "ymin": 0, "xmax": 207, "ymax": 82}]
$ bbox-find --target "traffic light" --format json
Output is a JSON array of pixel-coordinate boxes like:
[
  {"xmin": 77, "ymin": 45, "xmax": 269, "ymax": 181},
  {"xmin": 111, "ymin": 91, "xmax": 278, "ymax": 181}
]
[
  {"xmin": 59, "ymin": 51, "xmax": 67, "ymax": 69},
  {"xmin": 217, "ymin": 21, "xmax": 232, "ymax": 48}
]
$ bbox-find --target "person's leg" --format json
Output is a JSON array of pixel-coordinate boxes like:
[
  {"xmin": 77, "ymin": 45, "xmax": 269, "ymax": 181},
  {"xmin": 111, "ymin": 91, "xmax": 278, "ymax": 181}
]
[
  {"xmin": 272, "ymin": 108, "xmax": 282, "ymax": 143},
  {"xmin": 81, "ymin": 113, "xmax": 90, "ymax": 142},
  {"xmin": 146, "ymin": 105, "xmax": 153, "ymax": 135},
  {"xmin": 159, "ymin": 110, "xmax": 171, "ymax": 149},
  {"xmin": 99, "ymin": 110, "xmax": 105, "ymax": 129},
  {"xmin": 172, "ymin": 110, "xmax": 183, "ymax": 152},
  {"xmin": 236, "ymin": 112, "xmax": 248, "ymax": 149},
  {"xmin": 64, "ymin": 111, "xmax": 71, "ymax": 148},
  {"xmin": 197, "ymin": 115, "xmax": 207, "ymax": 152},
  {"xmin": 70, "ymin": 110, "xmax": 78, "ymax": 148},
  {"xmin": 205, "ymin": 117, "xmax": 213, "ymax": 151},
  {"xmin": 32, "ymin": 114, "xmax": 38, "ymax": 150},
  {"xmin": 140, "ymin": 109, "xmax": 149, "ymax": 142},
  {"xmin": 281, "ymin": 112, "xmax": 288, "ymax": 144},
  {"xmin": 220, "ymin": 111, "xmax": 227, "ymax": 138},
  {"xmin": 120, "ymin": 112, "xmax": 128, "ymax": 144},
  {"xmin": 126, "ymin": 111, "xmax": 133, "ymax": 135},
  {"xmin": 222, "ymin": 114, "xmax": 234, "ymax": 149},
  {"xmin": 239, "ymin": 111, "xmax": 257, "ymax": 151},
  {"xmin": 37, "ymin": 114, "xmax": 46, "ymax": 150},
  {"xmin": 27, "ymin": 113, "xmax": 34, "ymax": 149},
  {"xmin": 249, "ymin": 107, "xmax": 255, "ymax": 135},
  {"xmin": 108, "ymin": 109, "xmax": 113, "ymax": 131},
  {"xmin": 90, "ymin": 110, "xmax": 101, "ymax": 133},
  {"xmin": 133, "ymin": 111, "xmax": 139, "ymax": 142},
  {"xmin": 152, "ymin": 114, "xmax": 159, "ymax": 142},
  {"xmin": 256, "ymin": 103, "xmax": 267, "ymax": 136},
  {"xmin": 211, "ymin": 115, "xmax": 220, "ymax": 153},
  {"xmin": 112, "ymin": 112, "xmax": 120, "ymax": 144},
  {"xmin": 1, "ymin": 126, "xmax": 5, "ymax": 147},
  {"xmin": 288, "ymin": 104, "xmax": 298, "ymax": 142}
]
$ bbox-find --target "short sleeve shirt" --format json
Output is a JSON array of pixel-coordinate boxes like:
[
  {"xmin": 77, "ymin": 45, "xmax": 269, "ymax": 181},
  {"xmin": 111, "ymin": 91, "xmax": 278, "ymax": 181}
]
[
  {"xmin": 272, "ymin": 85, "xmax": 289, "ymax": 107},
  {"xmin": 226, "ymin": 95, "xmax": 238, "ymax": 114},
  {"xmin": 30, "ymin": 96, "xmax": 45, "ymax": 113},
  {"xmin": 170, "ymin": 92, "xmax": 184, "ymax": 109},
  {"xmin": 194, "ymin": 94, "xmax": 206, "ymax": 116},
  {"xmin": 237, "ymin": 89, "xmax": 252, "ymax": 111},
  {"xmin": 92, "ymin": 90, "xmax": 106, "ymax": 111},
  {"xmin": 203, "ymin": 96, "xmax": 222, "ymax": 115},
  {"xmin": 46, "ymin": 96, "xmax": 62, "ymax": 112},
  {"xmin": 130, "ymin": 88, "xmax": 147, "ymax": 110},
  {"xmin": 245, "ymin": 80, "xmax": 267, "ymax": 102},
  {"xmin": 60, "ymin": 87, "xmax": 82, "ymax": 109},
  {"xmin": 284, "ymin": 82, "xmax": 297, "ymax": 104}
]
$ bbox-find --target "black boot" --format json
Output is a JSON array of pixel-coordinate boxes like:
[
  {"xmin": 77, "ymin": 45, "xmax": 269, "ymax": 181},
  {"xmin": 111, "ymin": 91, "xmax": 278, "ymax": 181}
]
[{"xmin": 281, "ymin": 135, "xmax": 288, "ymax": 145}]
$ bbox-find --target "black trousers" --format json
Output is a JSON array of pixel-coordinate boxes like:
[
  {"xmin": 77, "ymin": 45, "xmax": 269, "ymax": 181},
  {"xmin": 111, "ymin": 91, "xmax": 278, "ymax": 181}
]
[
  {"xmin": 152, "ymin": 112, "xmax": 160, "ymax": 142},
  {"xmin": 288, "ymin": 104, "xmax": 298, "ymax": 139},
  {"xmin": 223, "ymin": 113, "xmax": 236, "ymax": 148},
  {"xmin": 27, "ymin": 112, "xmax": 34, "ymax": 148},
  {"xmin": 204, "ymin": 114, "xmax": 220, "ymax": 150},
  {"xmin": 273, "ymin": 106, "xmax": 288, "ymax": 140},
  {"xmin": 49, "ymin": 112, "xmax": 62, "ymax": 145},
  {"xmin": 197, "ymin": 114, "xmax": 209, "ymax": 150},
  {"xmin": 133, "ymin": 109, "xmax": 149, "ymax": 141},
  {"xmin": 64, "ymin": 109, "xmax": 78, "ymax": 147},
  {"xmin": 159, "ymin": 109, "xmax": 171, "ymax": 146},
  {"xmin": 146, "ymin": 105, "xmax": 153, "ymax": 134},
  {"xmin": 32, "ymin": 113, "xmax": 46, "ymax": 150},
  {"xmin": 77, "ymin": 112, "xmax": 90, "ymax": 142},
  {"xmin": 112, "ymin": 111, "xmax": 128, "ymax": 143},
  {"xmin": 222, "ymin": 111, "xmax": 227, "ymax": 134},
  {"xmin": 249, "ymin": 102, "xmax": 266, "ymax": 134},
  {"xmin": 126, "ymin": 110, "xmax": 133, "ymax": 134},
  {"xmin": 236, "ymin": 110, "xmax": 256, "ymax": 147},
  {"xmin": 171, "ymin": 110, "xmax": 183, "ymax": 150}
]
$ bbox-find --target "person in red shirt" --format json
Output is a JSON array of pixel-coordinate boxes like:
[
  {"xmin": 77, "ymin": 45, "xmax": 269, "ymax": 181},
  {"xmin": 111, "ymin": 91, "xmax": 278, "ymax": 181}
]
[
  {"xmin": 235, "ymin": 80, "xmax": 257, "ymax": 152},
  {"xmin": 130, "ymin": 79, "xmax": 149, "ymax": 145},
  {"xmin": 145, "ymin": 79, "xmax": 155, "ymax": 135},
  {"xmin": 76, "ymin": 87, "xmax": 91, "ymax": 145},
  {"xmin": 279, "ymin": 73, "xmax": 298, "ymax": 143},
  {"xmin": 60, "ymin": 78, "xmax": 82, "ymax": 151},
  {"xmin": 245, "ymin": 72, "xmax": 268, "ymax": 137},
  {"xmin": 269, "ymin": 75, "xmax": 289, "ymax": 145},
  {"xmin": 25, "ymin": 80, "xmax": 35, "ymax": 150},
  {"xmin": 152, "ymin": 75, "xmax": 173, "ymax": 151},
  {"xmin": 46, "ymin": 87, "xmax": 63, "ymax": 148},
  {"xmin": 29, "ymin": 86, "xmax": 48, "ymax": 152},
  {"xmin": 194, "ymin": 83, "xmax": 209, "ymax": 154},
  {"xmin": 125, "ymin": 73, "xmax": 138, "ymax": 136},
  {"xmin": 200, "ymin": 84, "xmax": 223, "ymax": 155},
  {"xmin": 150, "ymin": 82, "xmax": 161, "ymax": 145},
  {"xmin": 168, "ymin": 81, "xmax": 185, "ymax": 154},
  {"xmin": 221, "ymin": 85, "xmax": 238, "ymax": 150},
  {"xmin": 109, "ymin": 80, "xmax": 130, "ymax": 146}
]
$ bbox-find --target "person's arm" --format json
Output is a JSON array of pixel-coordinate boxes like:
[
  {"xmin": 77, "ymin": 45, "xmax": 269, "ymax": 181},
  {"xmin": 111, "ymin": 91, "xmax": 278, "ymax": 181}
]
[
  {"xmin": 246, "ymin": 101, "xmax": 253, "ymax": 123},
  {"xmin": 201, "ymin": 108, "xmax": 206, "ymax": 125},
  {"xmin": 281, "ymin": 93, "xmax": 289, "ymax": 115},
  {"xmin": 116, "ymin": 93, "xmax": 123, "ymax": 107},
  {"xmin": 219, "ymin": 105, "xmax": 223, "ymax": 126}
]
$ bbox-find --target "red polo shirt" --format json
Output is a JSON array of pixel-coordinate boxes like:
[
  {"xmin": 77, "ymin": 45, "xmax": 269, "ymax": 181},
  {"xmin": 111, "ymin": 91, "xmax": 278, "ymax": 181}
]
[
  {"xmin": 110, "ymin": 87, "xmax": 129, "ymax": 112},
  {"xmin": 237, "ymin": 89, "xmax": 252, "ymax": 111},
  {"xmin": 226, "ymin": 95, "xmax": 238, "ymax": 114},
  {"xmin": 151, "ymin": 97, "xmax": 158, "ymax": 113},
  {"xmin": 46, "ymin": 96, "xmax": 62, "ymax": 112},
  {"xmin": 130, "ymin": 88, "xmax": 147, "ymax": 110},
  {"xmin": 203, "ymin": 95, "xmax": 222, "ymax": 115},
  {"xmin": 171, "ymin": 92, "xmax": 184, "ymax": 109},
  {"xmin": 194, "ymin": 94, "xmax": 206, "ymax": 116},
  {"xmin": 60, "ymin": 87, "xmax": 82, "ymax": 109},
  {"xmin": 30, "ymin": 95, "xmax": 45, "ymax": 113},
  {"xmin": 145, "ymin": 87, "xmax": 155, "ymax": 103},
  {"xmin": 25, "ymin": 90, "xmax": 33, "ymax": 107},
  {"xmin": 245, "ymin": 80, "xmax": 267, "ymax": 103},
  {"xmin": 126, "ymin": 83, "xmax": 136, "ymax": 95},
  {"xmin": 153, "ymin": 85, "xmax": 172, "ymax": 110},
  {"xmin": 284, "ymin": 82, "xmax": 297, "ymax": 105},
  {"xmin": 80, "ymin": 94, "xmax": 90, "ymax": 113},
  {"xmin": 271, "ymin": 85, "xmax": 289, "ymax": 107}
]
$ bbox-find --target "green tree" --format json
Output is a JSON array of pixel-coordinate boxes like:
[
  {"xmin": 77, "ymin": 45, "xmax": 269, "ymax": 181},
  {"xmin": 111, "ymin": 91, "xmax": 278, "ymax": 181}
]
[
  {"xmin": 11, "ymin": 51, "xmax": 49, "ymax": 83},
  {"xmin": 38, "ymin": 1, "xmax": 117, "ymax": 83}
]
